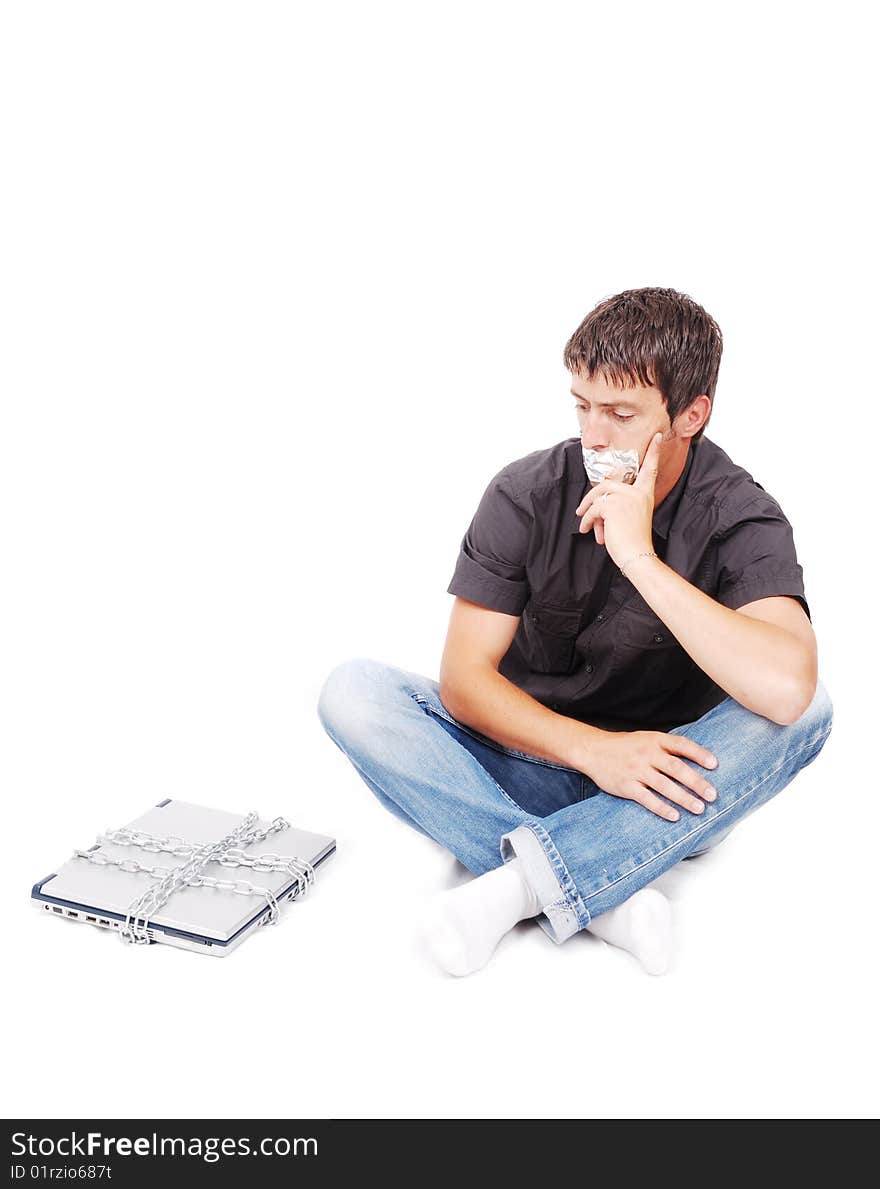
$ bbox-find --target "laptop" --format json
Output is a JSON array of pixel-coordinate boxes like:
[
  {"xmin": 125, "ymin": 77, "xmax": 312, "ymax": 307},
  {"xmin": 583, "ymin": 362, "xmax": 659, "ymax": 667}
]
[{"xmin": 32, "ymin": 798, "xmax": 336, "ymax": 956}]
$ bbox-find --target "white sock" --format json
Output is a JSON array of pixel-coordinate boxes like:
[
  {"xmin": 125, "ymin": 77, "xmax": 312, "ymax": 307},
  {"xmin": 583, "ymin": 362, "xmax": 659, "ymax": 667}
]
[
  {"xmin": 587, "ymin": 887, "xmax": 673, "ymax": 976},
  {"xmin": 419, "ymin": 857, "xmax": 541, "ymax": 976},
  {"xmin": 419, "ymin": 858, "xmax": 674, "ymax": 978}
]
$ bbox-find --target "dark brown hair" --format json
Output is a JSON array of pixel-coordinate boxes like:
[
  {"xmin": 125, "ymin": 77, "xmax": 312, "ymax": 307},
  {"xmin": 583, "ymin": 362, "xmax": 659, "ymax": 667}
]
[{"xmin": 563, "ymin": 287, "xmax": 723, "ymax": 442}]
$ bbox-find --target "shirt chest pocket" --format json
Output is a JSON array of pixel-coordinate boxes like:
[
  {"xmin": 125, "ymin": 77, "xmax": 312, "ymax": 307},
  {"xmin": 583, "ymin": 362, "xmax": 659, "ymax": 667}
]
[
  {"xmin": 612, "ymin": 599, "xmax": 694, "ymax": 691},
  {"xmin": 521, "ymin": 599, "xmax": 583, "ymax": 675}
]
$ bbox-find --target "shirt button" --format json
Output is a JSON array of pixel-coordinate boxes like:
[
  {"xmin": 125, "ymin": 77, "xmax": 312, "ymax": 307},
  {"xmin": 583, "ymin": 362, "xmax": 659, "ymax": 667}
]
[
  {"xmin": 585, "ymin": 664, "xmax": 595, "ymax": 673},
  {"xmin": 596, "ymin": 613, "xmax": 605, "ymax": 622},
  {"xmin": 653, "ymin": 634, "xmax": 664, "ymax": 643}
]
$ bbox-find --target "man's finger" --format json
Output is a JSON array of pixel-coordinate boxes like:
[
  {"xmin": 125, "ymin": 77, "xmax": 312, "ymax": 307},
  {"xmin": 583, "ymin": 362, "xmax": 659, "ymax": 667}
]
[
  {"xmin": 578, "ymin": 508, "xmax": 602, "ymax": 535},
  {"xmin": 576, "ymin": 479, "xmax": 628, "ymax": 517},
  {"xmin": 629, "ymin": 784, "xmax": 682, "ymax": 822},
  {"xmin": 663, "ymin": 733, "xmax": 718, "ymax": 770},
  {"xmin": 633, "ymin": 431, "xmax": 663, "ymax": 489},
  {"xmin": 578, "ymin": 486, "xmax": 619, "ymax": 532}
]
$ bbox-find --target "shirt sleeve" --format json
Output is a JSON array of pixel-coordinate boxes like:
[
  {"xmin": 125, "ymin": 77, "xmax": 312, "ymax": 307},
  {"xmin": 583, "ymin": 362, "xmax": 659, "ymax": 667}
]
[
  {"xmin": 713, "ymin": 494, "xmax": 811, "ymax": 620},
  {"xmin": 446, "ymin": 469, "xmax": 531, "ymax": 616}
]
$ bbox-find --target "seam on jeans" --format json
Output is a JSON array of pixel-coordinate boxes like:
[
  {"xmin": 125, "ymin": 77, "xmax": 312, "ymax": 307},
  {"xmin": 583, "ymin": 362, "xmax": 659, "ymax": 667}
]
[
  {"xmin": 523, "ymin": 820, "xmax": 593, "ymax": 930},
  {"xmin": 544, "ymin": 896, "xmax": 569, "ymax": 912},
  {"xmin": 408, "ymin": 692, "xmax": 526, "ymax": 814},
  {"xmin": 410, "ymin": 693, "xmax": 580, "ymax": 774},
  {"xmin": 582, "ymin": 726, "xmax": 832, "ymax": 907},
  {"xmin": 325, "ymin": 709, "xmax": 526, "ymax": 847}
]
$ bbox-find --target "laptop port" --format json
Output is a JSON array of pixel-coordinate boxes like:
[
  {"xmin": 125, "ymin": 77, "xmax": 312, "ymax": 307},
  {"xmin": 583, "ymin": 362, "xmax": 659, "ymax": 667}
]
[
  {"xmin": 52, "ymin": 906, "xmax": 63, "ymax": 914},
  {"xmin": 99, "ymin": 919, "xmax": 109, "ymax": 926}
]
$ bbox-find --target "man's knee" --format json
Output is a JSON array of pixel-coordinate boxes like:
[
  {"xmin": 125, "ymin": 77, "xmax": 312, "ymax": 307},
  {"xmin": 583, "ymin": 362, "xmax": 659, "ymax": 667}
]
[
  {"xmin": 792, "ymin": 678, "xmax": 834, "ymax": 741},
  {"xmin": 316, "ymin": 657, "xmax": 400, "ymax": 739},
  {"xmin": 770, "ymin": 678, "xmax": 833, "ymax": 777}
]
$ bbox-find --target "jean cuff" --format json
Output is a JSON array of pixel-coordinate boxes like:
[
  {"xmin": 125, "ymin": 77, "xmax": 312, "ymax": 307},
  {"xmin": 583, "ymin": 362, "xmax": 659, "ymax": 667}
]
[{"xmin": 499, "ymin": 821, "xmax": 591, "ymax": 944}]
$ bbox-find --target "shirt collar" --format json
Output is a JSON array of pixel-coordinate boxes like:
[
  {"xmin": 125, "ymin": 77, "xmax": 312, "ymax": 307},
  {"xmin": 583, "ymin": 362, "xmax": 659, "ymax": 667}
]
[{"xmin": 569, "ymin": 441, "xmax": 696, "ymax": 538}]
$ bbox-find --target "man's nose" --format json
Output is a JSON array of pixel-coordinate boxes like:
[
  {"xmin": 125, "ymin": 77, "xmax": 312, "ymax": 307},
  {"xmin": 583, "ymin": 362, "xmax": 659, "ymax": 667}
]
[{"xmin": 579, "ymin": 410, "xmax": 611, "ymax": 452}]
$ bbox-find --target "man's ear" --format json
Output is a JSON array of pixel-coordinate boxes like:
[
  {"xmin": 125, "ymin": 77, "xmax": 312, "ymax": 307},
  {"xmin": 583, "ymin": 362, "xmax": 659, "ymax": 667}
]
[{"xmin": 677, "ymin": 394, "xmax": 711, "ymax": 440}]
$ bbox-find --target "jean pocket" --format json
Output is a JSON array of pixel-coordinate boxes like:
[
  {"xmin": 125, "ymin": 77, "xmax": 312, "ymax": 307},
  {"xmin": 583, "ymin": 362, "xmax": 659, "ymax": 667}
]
[{"xmin": 522, "ymin": 599, "xmax": 583, "ymax": 674}]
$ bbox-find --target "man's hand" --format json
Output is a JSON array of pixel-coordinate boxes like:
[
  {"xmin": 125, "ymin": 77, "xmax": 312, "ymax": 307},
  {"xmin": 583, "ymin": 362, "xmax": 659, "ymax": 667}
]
[
  {"xmin": 575, "ymin": 431, "xmax": 662, "ymax": 566},
  {"xmin": 578, "ymin": 726, "xmax": 719, "ymax": 821}
]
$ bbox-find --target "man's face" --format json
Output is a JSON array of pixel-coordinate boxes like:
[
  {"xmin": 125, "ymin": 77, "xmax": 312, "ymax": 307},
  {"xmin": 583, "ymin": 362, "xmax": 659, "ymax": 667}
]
[{"xmin": 570, "ymin": 369, "xmax": 675, "ymax": 473}]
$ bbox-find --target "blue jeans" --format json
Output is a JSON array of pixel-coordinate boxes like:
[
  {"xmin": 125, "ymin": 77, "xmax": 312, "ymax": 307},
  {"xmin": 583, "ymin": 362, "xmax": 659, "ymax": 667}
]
[{"xmin": 317, "ymin": 659, "xmax": 833, "ymax": 944}]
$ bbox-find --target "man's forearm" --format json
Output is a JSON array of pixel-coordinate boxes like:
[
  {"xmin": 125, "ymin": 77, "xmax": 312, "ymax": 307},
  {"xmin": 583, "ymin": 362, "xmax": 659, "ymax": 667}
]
[
  {"xmin": 624, "ymin": 555, "xmax": 814, "ymax": 723},
  {"xmin": 439, "ymin": 665, "xmax": 602, "ymax": 769}
]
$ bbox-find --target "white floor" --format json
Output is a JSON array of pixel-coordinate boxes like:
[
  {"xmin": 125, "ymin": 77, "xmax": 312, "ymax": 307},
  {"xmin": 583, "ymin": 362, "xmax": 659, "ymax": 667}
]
[{"xmin": 6, "ymin": 698, "xmax": 873, "ymax": 1121}]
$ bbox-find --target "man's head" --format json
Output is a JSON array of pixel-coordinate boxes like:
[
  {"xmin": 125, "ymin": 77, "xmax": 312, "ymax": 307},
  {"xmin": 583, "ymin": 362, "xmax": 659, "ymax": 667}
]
[{"xmin": 564, "ymin": 287, "xmax": 722, "ymax": 481}]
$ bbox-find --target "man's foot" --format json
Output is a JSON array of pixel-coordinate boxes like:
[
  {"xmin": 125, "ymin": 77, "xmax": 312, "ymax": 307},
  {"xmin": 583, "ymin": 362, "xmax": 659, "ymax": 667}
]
[
  {"xmin": 587, "ymin": 888, "xmax": 673, "ymax": 975},
  {"xmin": 419, "ymin": 858, "xmax": 541, "ymax": 976},
  {"xmin": 419, "ymin": 861, "xmax": 674, "ymax": 978}
]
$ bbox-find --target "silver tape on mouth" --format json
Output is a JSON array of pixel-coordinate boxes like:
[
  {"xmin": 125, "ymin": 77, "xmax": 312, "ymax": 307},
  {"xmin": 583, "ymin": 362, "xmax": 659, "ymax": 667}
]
[{"xmin": 581, "ymin": 446, "xmax": 640, "ymax": 485}]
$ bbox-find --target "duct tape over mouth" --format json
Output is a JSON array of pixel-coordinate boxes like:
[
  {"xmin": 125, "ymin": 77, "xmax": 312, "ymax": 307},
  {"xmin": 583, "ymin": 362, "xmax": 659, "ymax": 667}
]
[{"xmin": 581, "ymin": 446, "xmax": 640, "ymax": 485}]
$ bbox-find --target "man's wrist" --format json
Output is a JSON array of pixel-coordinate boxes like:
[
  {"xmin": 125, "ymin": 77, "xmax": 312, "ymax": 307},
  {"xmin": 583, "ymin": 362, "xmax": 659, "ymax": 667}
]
[
  {"xmin": 618, "ymin": 549, "xmax": 661, "ymax": 580},
  {"xmin": 554, "ymin": 712, "xmax": 608, "ymax": 771}
]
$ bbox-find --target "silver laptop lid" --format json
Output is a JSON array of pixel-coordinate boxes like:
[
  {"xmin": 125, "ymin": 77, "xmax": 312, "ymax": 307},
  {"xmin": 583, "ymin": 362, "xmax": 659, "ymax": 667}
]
[{"xmin": 37, "ymin": 800, "xmax": 335, "ymax": 943}]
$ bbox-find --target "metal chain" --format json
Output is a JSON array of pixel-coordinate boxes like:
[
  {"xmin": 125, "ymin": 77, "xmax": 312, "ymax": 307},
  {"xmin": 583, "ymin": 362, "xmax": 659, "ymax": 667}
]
[
  {"xmin": 121, "ymin": 811, "xmax": 264, "ymax": 945},
  {"xmin": 99, "ymin": 815, "xmax": 289, "ymax": 859},
  {"xmin": 217, "ymin": 848, "xmax": 315, "ymax": 885},
  {"xmin": 73, "ymin": 850, "xmax": 177, "ymax": 880},
  {"xmin": 72, "ymin": 847, "xmax": 283, "ymax": 926},
  {"xmin": 72, "ymin": 847, "xmax": 315, "ymax": 907},
  {"xmin": 71, "ymin": 811, "xmax": 316, "ymax": 946},
  {"xmin": 96, "ymin": 817, "xmax": 315, "ymax": 893}
]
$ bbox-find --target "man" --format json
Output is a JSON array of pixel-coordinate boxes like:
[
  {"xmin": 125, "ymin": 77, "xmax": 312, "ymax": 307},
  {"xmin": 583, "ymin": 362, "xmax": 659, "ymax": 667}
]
[{"xmin": 317, "ymin": 287, "xmax": 833, "ymax": 976}]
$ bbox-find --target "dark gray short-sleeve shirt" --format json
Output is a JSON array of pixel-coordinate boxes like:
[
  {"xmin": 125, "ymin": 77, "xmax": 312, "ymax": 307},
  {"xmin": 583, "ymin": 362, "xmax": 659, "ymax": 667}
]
[{"xmin": 447, "ymin": 435, "xmax": 809, "ymax": 732}]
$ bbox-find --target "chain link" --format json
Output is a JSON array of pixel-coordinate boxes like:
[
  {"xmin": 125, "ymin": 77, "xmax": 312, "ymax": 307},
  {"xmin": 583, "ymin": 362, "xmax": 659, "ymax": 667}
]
[
  {"xmin": 71, "ymin": 811, "xmax": 316, "ymax": 946},
  {"xmin": 73, "ymin": 850, "xmax": 176, "ymax": 879}
]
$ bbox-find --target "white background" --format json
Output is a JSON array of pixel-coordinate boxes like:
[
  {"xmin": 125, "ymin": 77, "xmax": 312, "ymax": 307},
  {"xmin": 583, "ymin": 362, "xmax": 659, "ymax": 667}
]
[{"xmin": 1, "ymin": 1, "xmax": 876, "ymax": 1120}]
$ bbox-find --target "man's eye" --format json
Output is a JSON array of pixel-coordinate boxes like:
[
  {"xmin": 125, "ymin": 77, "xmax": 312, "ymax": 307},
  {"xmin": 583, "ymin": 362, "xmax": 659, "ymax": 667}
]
[{"xmin": 573, "ymin": 405, "xmax": 633, "ymax": 423}]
